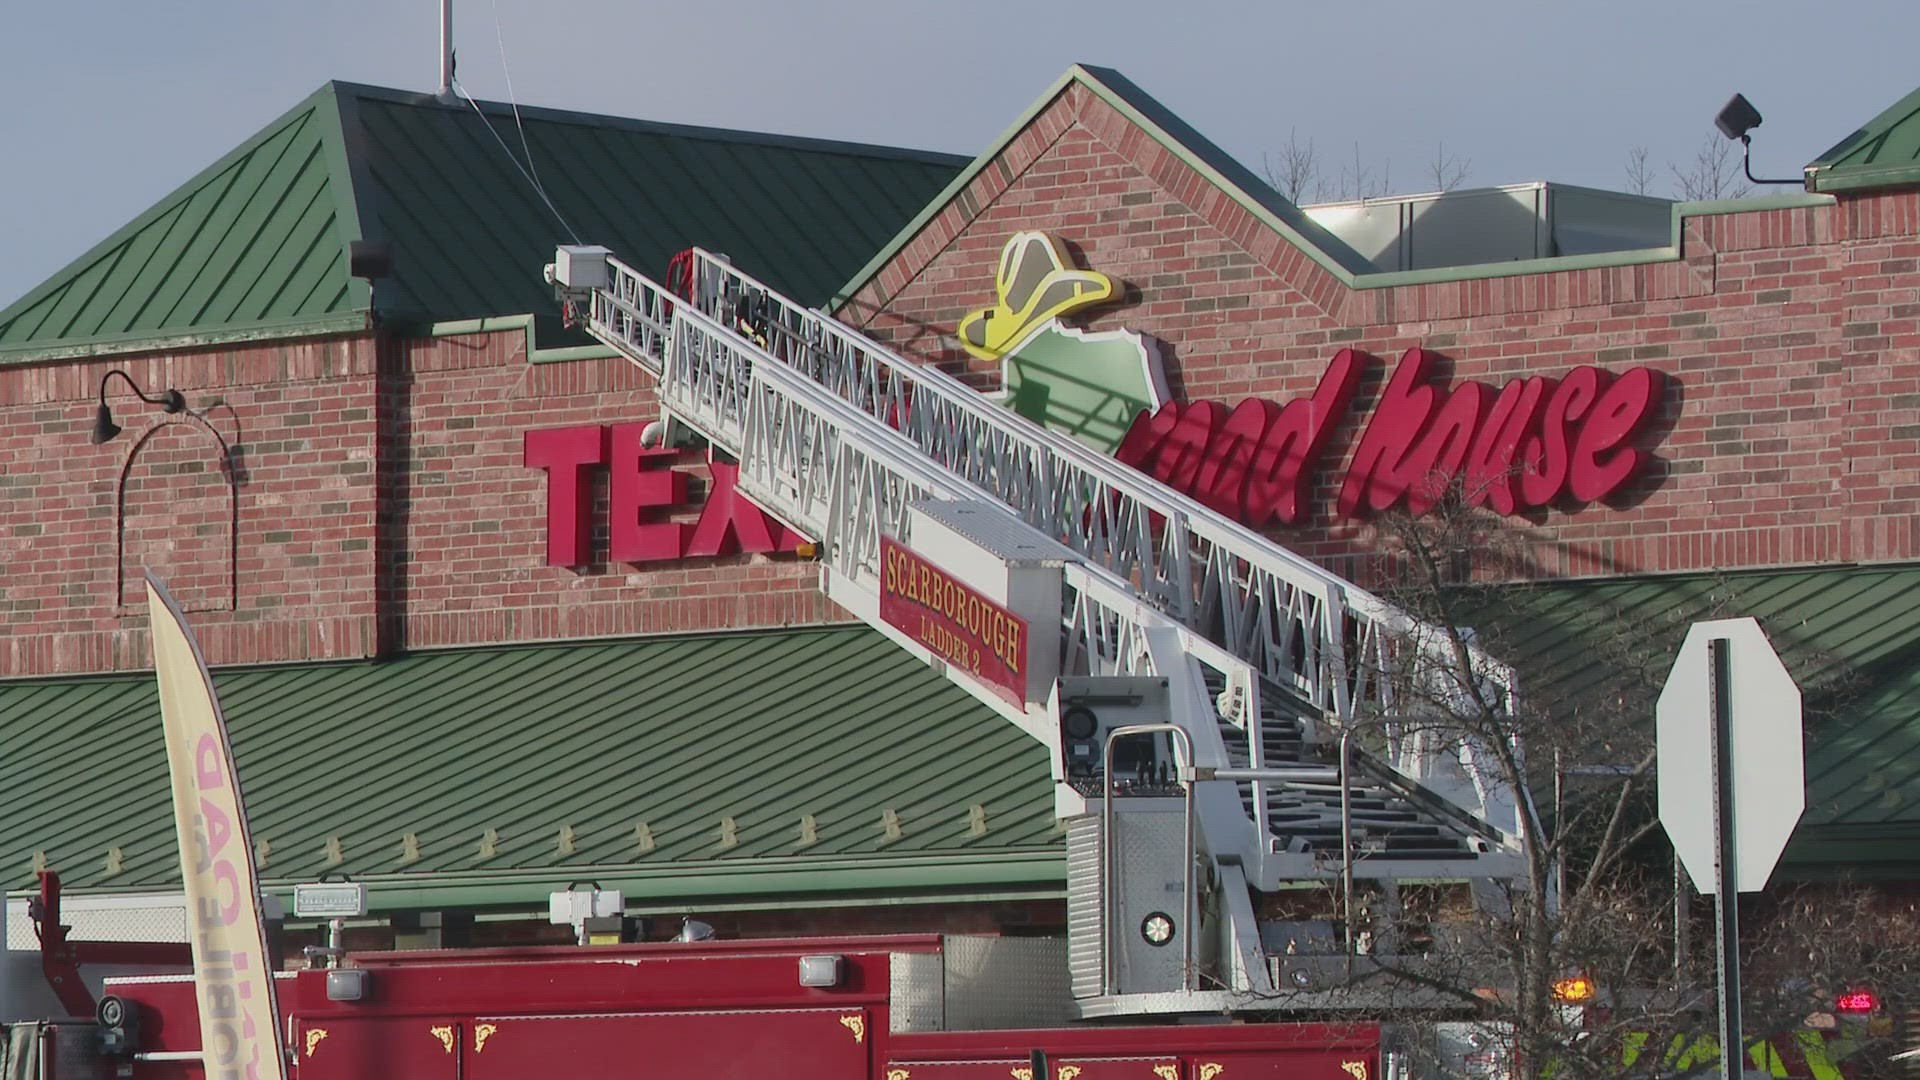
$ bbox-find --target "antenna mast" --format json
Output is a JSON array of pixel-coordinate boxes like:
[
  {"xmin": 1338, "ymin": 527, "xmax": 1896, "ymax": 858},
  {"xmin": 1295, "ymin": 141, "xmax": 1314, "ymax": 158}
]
[{"xmin": 437, "ymin": 0, "xmax": 456, "ymax": 102}]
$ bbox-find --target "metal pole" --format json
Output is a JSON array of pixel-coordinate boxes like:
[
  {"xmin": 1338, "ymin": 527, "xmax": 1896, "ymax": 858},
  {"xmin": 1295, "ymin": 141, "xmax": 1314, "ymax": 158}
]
[
  {"xmin": 0, "ymin": 883, "xmax": 8, "ymax": 1027},
  {"xmin": 437, "ymin": 0, "xmax": 455, "ymax": 99},
  {"xmin": 1710, "ymin": 638, "xmax": 1744, "ymax": 1080},
  {"xmin": 1339, "ymin": 726, "xmax": 1356, "ymax": 967},
  {"xmin": 1553, "ymin": 747, "xmax": 1566, "ymax": 902},
  {"xmin": 1675, "ymin": 856, "xmax": 1690, "ymax": 980}
]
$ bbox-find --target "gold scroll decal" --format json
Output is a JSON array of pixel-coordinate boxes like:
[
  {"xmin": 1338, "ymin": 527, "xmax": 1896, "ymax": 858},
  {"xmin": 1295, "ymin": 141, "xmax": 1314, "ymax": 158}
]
[
  {"xmin": 304, "ymin": 1028, "xmax": 328, "ymax": 1058},
  {"xmin": 1056, "ymin": 1067, "xmax": 1082, "ymax": 1080},
  {"xmin": 1013, "ymin": 1069, "xmax": 1033, "ymax": 1080},
  {"xmin": 888, "ymin": 1071, "xmax": 911, "ymax": 1080},
  {"xmin": 475, "ymin": 1023, "xmax": 499, "ymax": 1053},
  {"xmin": 1199, "ymin": 1065, "xmax": 1225, "ymax": 1080},
  {"xmin": 841, "ymin": 1014, "xmax": 866, "ymax": 1044},
  {"xmin": 430, "ymin": 1025, "xmax": 455, "ymax": 1054},
  {"xmin": 1153, "ymin": 1067, "xmax": 1179, "ymax": 1080},
  {"xmin": 1341, "ymin": 1063, "xmax": 1368, "ymax": 1080}
]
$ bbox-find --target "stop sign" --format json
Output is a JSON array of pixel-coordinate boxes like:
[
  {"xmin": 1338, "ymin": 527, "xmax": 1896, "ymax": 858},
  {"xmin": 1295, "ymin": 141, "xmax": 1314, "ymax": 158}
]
[{"xmin": 1656, "ymin": 617, "xmax": 1803, "ymax": 894}]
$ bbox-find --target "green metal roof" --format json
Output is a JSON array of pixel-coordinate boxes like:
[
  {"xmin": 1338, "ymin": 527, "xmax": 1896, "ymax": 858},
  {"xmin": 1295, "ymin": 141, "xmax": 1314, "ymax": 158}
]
[
  {"xmin": 0, "ymin": 625, "xmax": 1060, "ymax": 913},
  {"xmin": 0, "ymin": 82, "xmax": 964, "ymax": 363},
  {"xmin": 1478, "ymin": 562, "xmax": 1920, "ymax": 876},
  {"xmin": 0, "ymin": 90, "xmax": 367, "ymax": 359},
  {"xmin": 1805, "ymin": 85, "xmax": 1920, "ymax": 193}
]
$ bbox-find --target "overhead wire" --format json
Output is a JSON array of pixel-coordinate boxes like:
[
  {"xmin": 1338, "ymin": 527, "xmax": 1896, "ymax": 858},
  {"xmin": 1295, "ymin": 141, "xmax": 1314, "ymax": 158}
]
[
  {"xmin": 490, "ymin": 0, "xmax": 559, "ymax": 224},
  {"xmin": 448, "ymin": 0, "xmax": 580, "ymax": 244}
]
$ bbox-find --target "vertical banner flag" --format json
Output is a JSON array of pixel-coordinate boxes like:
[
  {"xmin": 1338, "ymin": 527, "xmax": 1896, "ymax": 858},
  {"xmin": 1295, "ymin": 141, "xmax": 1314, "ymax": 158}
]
[{"xmin": 146, "ymin": 573, "xmax": 287, "ymax": 1080}]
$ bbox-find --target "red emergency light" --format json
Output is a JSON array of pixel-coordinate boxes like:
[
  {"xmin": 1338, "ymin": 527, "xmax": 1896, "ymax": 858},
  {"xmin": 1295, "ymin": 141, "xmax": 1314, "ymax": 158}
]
[{"xmin": 1835, "ymin": 990, "xmax": 1878, "ymax": 1014}]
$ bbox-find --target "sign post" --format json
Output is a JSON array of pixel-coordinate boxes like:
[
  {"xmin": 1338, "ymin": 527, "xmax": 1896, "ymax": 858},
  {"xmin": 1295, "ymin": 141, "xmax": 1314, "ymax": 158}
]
[
  {"xmin": 1657, "ymin": 617, "xmax": 1803, "ymax": 1080},
  {"xmin": 1708, "ymin": 638, "xmax": 1742, "ymax": 1080}
]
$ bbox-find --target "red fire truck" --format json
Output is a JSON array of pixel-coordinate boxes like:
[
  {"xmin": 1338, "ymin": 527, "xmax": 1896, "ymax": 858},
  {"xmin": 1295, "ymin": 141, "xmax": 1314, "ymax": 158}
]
[{"xmin": 66, "ymin": 933, "xmax": 1379, "ymax": 1080}]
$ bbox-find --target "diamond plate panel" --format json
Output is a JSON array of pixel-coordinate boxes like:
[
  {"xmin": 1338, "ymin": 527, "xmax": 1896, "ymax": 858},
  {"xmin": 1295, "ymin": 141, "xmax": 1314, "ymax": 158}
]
[
  {"xmin": 889, "ymin": 950, "xmax": 946, "ymax": 1033},
  {"xmin": 942, "ymin": 935, "xmax": 1073, "ymax": 1030}
]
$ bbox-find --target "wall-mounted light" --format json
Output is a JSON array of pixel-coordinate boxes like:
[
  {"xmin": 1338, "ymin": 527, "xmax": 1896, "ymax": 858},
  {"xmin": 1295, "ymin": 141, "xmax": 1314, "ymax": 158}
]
[
  {"xmin": 92, "ymin": 369, "xmax": 186, "ymax": 445},
  {"xmin": 348, "ymin": 239, "xmax": 394, "ymax": 281},
  {"xmin": 1714, "ymin": 92, "xmax": 1801, "ymax": 187},
  {"xmin": 349, "ymin": 239, "xmax": 394, "ymax": 320}
]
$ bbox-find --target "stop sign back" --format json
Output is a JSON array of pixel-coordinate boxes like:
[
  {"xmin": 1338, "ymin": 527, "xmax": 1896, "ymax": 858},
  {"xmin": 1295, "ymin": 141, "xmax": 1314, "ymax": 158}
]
[{"xmin": 1655, "ymin": 617, "xmax": 1804, "ymax": 893}]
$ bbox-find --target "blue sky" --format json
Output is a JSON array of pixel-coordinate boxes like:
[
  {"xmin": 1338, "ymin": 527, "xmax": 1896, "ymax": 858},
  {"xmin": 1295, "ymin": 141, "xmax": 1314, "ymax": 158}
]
[{"xmin": 1, "ymin": 0, "xmax": 1915, "ymax": 308}]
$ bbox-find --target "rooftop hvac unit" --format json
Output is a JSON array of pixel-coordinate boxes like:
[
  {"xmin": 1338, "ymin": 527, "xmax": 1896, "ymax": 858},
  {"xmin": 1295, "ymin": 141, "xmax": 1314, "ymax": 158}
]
[{"xmin": 1302, "ymin": 182, "xmax": 1672, "ymax": 273}]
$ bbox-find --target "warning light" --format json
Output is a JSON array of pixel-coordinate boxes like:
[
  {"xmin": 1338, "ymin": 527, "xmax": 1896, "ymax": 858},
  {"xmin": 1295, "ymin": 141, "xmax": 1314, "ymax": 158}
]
[
  {"xmin": 1553, "ymin": 975, "xmax": 1597, "ymax": 1003},
  {"xmin": 1835, "ymin": 990, "xmax": 1878, "ymax": 1014}
]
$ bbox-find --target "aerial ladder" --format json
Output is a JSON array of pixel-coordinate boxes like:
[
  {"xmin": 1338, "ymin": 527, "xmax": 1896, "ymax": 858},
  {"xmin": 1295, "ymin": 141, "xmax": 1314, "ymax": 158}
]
[{"xmin": 547, "ymin": 245, "xmax": 1530, "ymax": 1016}]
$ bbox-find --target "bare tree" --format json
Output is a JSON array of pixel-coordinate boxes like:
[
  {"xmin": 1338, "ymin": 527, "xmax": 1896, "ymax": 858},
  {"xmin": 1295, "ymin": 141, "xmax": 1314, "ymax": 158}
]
[
  {"xmin": 1428, "ymin": 142, "xmax": 1471, "ymax": 192},
  {"xmin": 1625, "ymin": 146, "xmax": 1656, "ymax": 197},
  {"xmin": 1286, "ymin": 483, "xmax": 1918, "ymax": 1079},
  {"xmin": 1670, "ymin": 131, "xmax": 1751, "ymax": 201},
  {"xmin": 1314, "ymin": 141, "xmax": 1393, "ymax": 202},
  {"xmin": 1264, "ymin": 127, "xmax": 1320, "ymax": 204}
]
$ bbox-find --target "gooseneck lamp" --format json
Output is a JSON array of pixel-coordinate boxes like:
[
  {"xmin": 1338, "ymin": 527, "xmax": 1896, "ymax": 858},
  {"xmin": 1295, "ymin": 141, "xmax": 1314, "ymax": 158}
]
[
  {"xmin": 1714, "ymin": 92, "xmax": 1801, "ymax": 187},
  {"xmin": 91, "ymin": 369, "xmax": 186, "ymax": 445}
]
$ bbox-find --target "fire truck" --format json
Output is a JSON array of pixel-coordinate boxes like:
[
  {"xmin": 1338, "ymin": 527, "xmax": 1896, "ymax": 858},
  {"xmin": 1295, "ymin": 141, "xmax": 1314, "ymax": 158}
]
[
  {"xmin": 0, "ymin": 245, "xmax": 1874, "ymax": 1077},
  {"xmin": 66, "ymin": 932, "xmax": 1380, "ymax": 1080}
]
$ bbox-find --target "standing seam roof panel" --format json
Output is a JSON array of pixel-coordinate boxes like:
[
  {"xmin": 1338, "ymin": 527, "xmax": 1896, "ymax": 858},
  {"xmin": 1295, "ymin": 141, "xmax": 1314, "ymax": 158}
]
[{"xmin": 0, "ymin": 625, "xmax": 1057, "ymax": 892}]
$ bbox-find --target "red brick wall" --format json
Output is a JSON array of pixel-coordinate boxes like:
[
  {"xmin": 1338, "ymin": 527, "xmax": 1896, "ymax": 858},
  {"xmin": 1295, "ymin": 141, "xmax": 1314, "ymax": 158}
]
[
  {"xmin": 386, "ymin": 331, "xmax": 832, "ymax": 653},
  {"xmin": 0, "ymin": 337, "xmax": 382, "ymax": 677},
  {"xmin": 8, "ymin": 86, "xmax": 1916, "ymax": 680},
  {"xmin": 837, "ymin": 83, "xmax": 1920, "ymax": 582},
  {"xmin": 0, "ymin": 330, "xmax": 838, "ymax": 680}
]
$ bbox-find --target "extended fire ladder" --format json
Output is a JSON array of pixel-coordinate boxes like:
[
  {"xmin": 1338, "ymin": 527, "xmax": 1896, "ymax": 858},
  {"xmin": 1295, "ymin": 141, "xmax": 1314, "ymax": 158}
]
[{"xmin": 548, "ymin": 245, "xmax": 1530, "ymax": 1014}]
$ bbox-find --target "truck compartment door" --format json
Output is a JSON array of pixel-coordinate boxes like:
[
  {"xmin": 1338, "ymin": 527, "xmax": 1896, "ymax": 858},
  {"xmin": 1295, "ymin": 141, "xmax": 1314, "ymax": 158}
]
[
  {"xmin": 462, "ymin": 1006, "xmax": 871, "ymax": 1079},
  {"xmin": 296, "ymin": 1017, "xmax": 464, "ymax": 1079}
]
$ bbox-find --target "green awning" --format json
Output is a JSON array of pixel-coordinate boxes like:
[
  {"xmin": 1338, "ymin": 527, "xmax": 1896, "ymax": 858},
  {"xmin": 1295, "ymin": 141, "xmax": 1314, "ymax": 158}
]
[{"xmin": 0, "ymin": 625, "xmax": 1061, "ymax": 914}]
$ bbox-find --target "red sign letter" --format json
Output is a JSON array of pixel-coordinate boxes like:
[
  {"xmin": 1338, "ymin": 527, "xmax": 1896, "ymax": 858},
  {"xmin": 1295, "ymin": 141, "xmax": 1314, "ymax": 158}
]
[
  {"xmin": 1462, "ymin": 376, "xmax": 1552, "ymax": 515},
  {"xmin": 1115, "ymin": 400, "xmax": 1184, "ymax": 472},
  {"xmin": 1398, "ymin": 381, "xmax": 1488, "ymax": 516},
  {"xmin": 1517, "ymin": 368, "xmax": 1604, "ymax": 508},
  {"xmin": 1570, "ymin": 367, "xmax": 1665, "ymax": 502},
  {"xmin": 524, "ymin": 425, "xmax": 608, "ymax": 567},
  {"xmin": 1241, "ymin": 348, "xmax": 1363, "ymax": 526},
  {"xmin": 687, "ymin": 460, "xmax": 802, "ymax": 557},
  {"xmin": 609, "ymin": 423, "xmax": 691, "ymax": 562},
  {"xmin": 1337, "ymin": 348, "xmax": 1442, "ymax": 518}
]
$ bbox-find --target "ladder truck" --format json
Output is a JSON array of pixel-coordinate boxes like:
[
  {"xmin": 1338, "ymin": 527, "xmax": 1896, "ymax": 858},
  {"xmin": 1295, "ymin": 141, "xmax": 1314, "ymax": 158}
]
[
  {"xmin": 539, "ymin": 243, "xmax": 1531, "ymax": 1014},
  {"xmin": 24, "ymin": 244, "xmax": 1548, "ymax": 1079}
]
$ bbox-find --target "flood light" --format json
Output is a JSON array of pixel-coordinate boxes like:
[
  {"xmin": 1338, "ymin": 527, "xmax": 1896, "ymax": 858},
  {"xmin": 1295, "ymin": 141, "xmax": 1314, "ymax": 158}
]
[{"xmin": 1715, "ymin": 93, "xmax": 1763, "ymax": 141}]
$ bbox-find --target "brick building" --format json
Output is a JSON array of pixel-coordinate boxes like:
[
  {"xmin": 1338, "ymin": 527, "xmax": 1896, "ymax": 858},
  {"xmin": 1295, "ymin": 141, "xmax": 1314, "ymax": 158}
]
[
  {"xmin": 0, "ymin": 83, "xmax": 1058, "ymax": 1003},
  {"xmin": 2, "ymin": 64, "xmax": 1918, "ymax": 1013},
  {"xmin": 833, "ymin": 67, "xmax": 1920, "ymax": 877}
]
